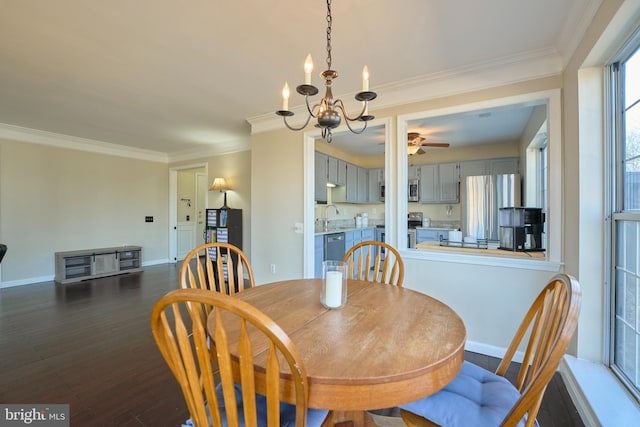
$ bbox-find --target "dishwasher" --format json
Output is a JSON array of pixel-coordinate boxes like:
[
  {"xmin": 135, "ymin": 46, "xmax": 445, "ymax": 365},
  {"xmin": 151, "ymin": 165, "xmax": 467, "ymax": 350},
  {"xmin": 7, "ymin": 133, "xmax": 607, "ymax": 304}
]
[{"xmin": 324, "ymin": 232, "xmax": 345, "ymax": 262}]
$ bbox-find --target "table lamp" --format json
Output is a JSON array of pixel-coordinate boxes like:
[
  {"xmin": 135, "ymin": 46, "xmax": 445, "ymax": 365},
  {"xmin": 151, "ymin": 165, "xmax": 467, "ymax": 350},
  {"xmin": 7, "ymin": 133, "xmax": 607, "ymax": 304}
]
[{"xmin": 209, "ymin": 177, "xmax": 230, "ymax": 209}]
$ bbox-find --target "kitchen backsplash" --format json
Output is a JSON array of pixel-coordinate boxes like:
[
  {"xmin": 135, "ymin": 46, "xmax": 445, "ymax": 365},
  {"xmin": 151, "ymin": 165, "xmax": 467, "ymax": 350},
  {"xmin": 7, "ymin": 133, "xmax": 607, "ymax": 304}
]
[{"xmin": 315, "ymin": 202, "xmax": 461, "ymax": 230}]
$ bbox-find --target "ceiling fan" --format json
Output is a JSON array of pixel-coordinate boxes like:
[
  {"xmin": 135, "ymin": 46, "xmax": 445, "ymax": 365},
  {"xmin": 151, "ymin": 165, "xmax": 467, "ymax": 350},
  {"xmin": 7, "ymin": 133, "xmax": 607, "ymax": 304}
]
[{"xmin": 407, "ymin": 132, "xmax": 450, "ymax": 155}]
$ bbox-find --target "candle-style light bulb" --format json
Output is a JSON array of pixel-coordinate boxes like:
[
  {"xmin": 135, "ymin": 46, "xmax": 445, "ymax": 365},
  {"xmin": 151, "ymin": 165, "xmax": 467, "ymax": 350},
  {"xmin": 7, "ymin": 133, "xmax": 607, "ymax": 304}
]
[
  {"xmin": 362, "ymin": 65, "xmax": 370, "ymax": 91},
  {"xmin": 304, "ymin": 54, "xmax": 313, "ymax": 85},
  {"xmin": 282, "ymin": 82, "xmax": 290, "ymax": 111}
]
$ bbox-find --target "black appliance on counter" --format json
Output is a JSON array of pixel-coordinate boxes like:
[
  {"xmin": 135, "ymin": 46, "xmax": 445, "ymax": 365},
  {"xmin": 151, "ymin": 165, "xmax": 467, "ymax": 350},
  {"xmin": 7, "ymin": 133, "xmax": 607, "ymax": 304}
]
[{"xmin": 498, "ymin": 207, "xmax": 545, "ymax": 251}]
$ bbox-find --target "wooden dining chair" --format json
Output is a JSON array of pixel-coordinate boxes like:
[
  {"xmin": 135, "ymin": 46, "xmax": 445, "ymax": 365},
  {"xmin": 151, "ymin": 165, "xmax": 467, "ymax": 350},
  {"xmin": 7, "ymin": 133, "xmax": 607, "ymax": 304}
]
[
  {"xmin": 151, "ymin": 288, "xmax": 329, "ymax": 427},
  {"xmin": 180, "ymin": 242, "xmax": 255, "ymax": 295},
  {"xmin": 399, "ymin": 273, "xmax": 582, "ymax": 427},
  {"xmin": 342, "ymin": 240, "xmax": 404, "ymax": 287}
]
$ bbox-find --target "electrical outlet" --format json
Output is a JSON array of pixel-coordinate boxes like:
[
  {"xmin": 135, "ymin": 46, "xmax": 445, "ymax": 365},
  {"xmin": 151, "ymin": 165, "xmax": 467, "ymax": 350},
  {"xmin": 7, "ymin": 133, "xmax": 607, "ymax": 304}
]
[{"xmin": 270, "ymin": 264, "xmax": 276, "ymax": 274}]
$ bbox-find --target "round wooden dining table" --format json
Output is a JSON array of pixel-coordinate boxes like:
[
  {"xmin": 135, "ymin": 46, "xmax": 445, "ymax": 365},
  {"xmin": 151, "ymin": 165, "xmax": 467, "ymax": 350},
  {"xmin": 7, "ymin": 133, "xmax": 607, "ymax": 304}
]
[{"xmin": 207, "ymin": 278, "xmax": 466, "ymax": 426}]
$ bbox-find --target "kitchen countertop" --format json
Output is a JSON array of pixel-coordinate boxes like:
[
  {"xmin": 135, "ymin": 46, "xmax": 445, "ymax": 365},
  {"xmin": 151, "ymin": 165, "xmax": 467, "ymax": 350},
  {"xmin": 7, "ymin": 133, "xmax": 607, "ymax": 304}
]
[
  {"xmin": 314, "ymin": 226, "xmax": 377, "ymax": 236},
  {"xmin": 416, "ymin": 241, "xmax": 546, "ymax": 258},
  {"xmin": 413, "ymin": 226, "xmax": 457, "ymax": 231}
]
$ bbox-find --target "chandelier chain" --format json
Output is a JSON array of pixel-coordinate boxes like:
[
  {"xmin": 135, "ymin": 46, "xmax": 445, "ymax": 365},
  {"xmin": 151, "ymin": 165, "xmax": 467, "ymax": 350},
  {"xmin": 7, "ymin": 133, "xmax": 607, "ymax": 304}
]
[
  {"xmin": 326, "ymin": 0, "xmax": 332, "ymax": 70},
  {"xmin": 275, "ymin": 0, "xmax": 376, "ymax": 141}
]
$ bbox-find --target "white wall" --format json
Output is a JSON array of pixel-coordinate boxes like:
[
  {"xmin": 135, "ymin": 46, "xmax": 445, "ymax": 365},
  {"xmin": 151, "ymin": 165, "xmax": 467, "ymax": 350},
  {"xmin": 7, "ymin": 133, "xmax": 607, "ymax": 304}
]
[{"xmin": 0, "ymin": 138, "xmax": 169, "ymax": 287}]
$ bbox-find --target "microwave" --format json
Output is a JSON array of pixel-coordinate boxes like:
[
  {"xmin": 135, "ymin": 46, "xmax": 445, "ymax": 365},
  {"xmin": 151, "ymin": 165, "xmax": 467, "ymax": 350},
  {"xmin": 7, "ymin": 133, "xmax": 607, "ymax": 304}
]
[{"xmin": 408, "ymin": 179, "xmax": 419, "ymax": 202}]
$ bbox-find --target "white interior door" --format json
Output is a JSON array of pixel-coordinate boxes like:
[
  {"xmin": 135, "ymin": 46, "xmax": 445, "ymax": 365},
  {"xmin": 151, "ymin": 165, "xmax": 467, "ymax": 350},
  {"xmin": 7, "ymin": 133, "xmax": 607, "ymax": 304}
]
[
  {"xmin": 177, "ymin": 223, "xmax": 196, "ymax": 261},
  {"xmin": 196, "ymin": 172, "xmax": 207, "ymax": 246}
]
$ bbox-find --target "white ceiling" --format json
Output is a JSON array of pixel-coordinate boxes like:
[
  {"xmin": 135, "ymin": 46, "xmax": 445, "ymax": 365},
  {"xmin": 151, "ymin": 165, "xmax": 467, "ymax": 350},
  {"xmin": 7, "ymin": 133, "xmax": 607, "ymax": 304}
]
[{"xmin": 0, "ymin": 1, "xmax": 599, "ymax": 158}]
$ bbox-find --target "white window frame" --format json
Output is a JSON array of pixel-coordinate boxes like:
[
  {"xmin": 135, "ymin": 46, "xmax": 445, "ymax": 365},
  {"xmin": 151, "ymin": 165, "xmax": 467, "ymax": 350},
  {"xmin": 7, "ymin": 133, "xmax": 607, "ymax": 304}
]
[{"xmin": 607, "ymin": 26, "xmax": 640, "ymax": 402}]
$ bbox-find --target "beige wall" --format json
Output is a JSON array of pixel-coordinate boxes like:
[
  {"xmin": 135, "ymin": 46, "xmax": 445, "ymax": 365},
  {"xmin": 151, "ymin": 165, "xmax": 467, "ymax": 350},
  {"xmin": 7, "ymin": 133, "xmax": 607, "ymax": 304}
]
[
  {"xmin": 0, "ymin": 139, "xmax": 169, "ymax": 286},
  {"xmin": 251, "ymin": 130, "xmax": 304, "ymax": 283},
  {"xmin": 170, "ymin": 150, "xmax": 252, "ymax": 255}
]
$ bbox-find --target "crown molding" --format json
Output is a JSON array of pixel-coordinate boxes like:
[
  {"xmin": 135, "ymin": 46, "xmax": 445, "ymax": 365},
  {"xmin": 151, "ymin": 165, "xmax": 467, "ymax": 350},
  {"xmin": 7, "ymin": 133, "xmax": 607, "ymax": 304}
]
[
  {"xmin": 0, "ymin": 123, "xmax": 169, "ymax": 163},
  {"xmin": 247, "ymin": 47, "xmax": 563, "ymax": 135},
  {"xmin": 166, "ymin": 138, "xmax": 251, "ymax": 163},
  {"xmin": 556, "ymin": 0, "xmax": 602, "ymax": 65}
]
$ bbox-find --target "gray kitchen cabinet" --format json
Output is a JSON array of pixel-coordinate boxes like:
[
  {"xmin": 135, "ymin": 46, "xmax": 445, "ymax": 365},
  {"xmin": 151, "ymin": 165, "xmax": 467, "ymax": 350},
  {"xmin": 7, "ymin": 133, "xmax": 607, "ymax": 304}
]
[
  {"xmin": 344, "ymin": 229, "xmax": 355, "ymax": 254},
  {"xmin": 346, "ymin": 162, "xmax": 358, "ymax": 202},
  {"xmin": 368, "ymin": 168, "xmax": 383, "ymax": 202},
  {"xmin": 357, "ymin": 167, "xmax": 369, "ymax": 203},
  {"xmin": 408, "ymin": 165, "xmax": 420, "ymax": 180},
  {"xmin": 327, "ymin": 156, "xmax": 339, "ymax": 185},
  {"xmin": 333, "ymin": 162, "xmax": 366, "ymax": 203},
  {"xmin": 419, "ymin": 163, "xmax": 459, "ymax": 203},
  {"xmin": 459, "ymin": 160, "xmax": 488, "ymax": 178},
  {"xmin": 419, "ymin": 164, "xmax": 438, "ymax": 203},
  {"xmin": 490, "ymin": 157, "xmax": 519, "ymax": 175},
  {"xmin": 337, "ymin": 159, "xmax": 347, "ymax": 186},
  {"xmin": 315, "ymin": 152, "xmax": 328, "ymax": 202},
  {"xmin": 439, "ymin": 162, "xmax": 460, "ymax": 203},
  {"xmin": 361, "ymin": 228, "xmax": 375, "ymax": 241},
  {"xmin": 314, "ymin": 234, "xmax": 324, "ymax": 278}
]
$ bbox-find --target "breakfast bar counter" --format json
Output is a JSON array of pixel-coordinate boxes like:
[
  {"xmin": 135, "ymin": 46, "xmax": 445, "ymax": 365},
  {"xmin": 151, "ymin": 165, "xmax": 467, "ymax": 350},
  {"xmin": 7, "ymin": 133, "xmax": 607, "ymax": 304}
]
[{"xmin": 416, "ymin": 241, "xmax": 546, "ymax": 259}]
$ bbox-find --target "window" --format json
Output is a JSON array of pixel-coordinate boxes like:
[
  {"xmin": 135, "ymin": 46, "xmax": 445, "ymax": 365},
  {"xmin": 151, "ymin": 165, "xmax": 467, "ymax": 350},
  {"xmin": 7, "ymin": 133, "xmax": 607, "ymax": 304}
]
[{"xmin": 609, "ymin": 29, "xmax": 640, "ymax": 401}]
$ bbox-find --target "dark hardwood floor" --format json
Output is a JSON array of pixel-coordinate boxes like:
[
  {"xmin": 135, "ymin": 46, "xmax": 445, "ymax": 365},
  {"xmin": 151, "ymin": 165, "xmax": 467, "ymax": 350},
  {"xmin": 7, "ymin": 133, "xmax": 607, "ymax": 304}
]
[{"xmin": 0, "ymin": 264, "xmax": 584, "ymax": 426}]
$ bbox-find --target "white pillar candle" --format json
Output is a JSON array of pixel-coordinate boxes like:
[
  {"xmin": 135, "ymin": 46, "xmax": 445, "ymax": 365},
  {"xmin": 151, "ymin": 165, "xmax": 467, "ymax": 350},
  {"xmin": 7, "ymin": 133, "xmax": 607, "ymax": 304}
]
[
  {"xmin": 325, "ymin": 271, "xmax": 343, "ymax": 308},
  {"xmin": 362, "ymin": 65, "xmax": 369, "ymax": 91},
  {"xmin": 281, "ymin": 82, "xmax": 290, "ymax": 111},
  {"xmin": 304, "ymin": 54, "xmax": 313, "ymax": 85}
]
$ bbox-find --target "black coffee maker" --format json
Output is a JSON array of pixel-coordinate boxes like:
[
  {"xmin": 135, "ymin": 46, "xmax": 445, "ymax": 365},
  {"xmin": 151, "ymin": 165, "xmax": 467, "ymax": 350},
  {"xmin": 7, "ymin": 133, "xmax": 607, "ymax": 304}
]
[{"xmin": 498, "ymin": 207, "xmax": 545, "ymax": 251}]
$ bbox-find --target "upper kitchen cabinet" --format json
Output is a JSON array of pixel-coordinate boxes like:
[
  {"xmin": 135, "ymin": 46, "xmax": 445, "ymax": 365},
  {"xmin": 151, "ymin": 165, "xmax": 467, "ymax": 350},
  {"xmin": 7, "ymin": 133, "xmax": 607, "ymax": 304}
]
[
  {"xmin": 408, "ymin": 165, "xmax": 420, "ymax": 180},
  {"xmin": 439, "ymin": 163, "xmax": 460, "ymax": 202},
  {"xmin": 459, "ymin": 160, "xmax": 488, "ymax": 178},
  {"xmin": 490, "ymin": 157, "xmax": 519, "ymax": 175},
  {"xmin": 315, "ymin": 152, "xmax": 329, "ymax": 203},
  {"xmin": 459, "ymin": 157, "xmax": 519, "ymax": 178},
  {"xmin": 369, "ymin": 168, "xmax": 384, "ymax": 203},
  {"xmin": 327, "ymin": 156, "xmax": 347, "ymax": 186},
  {"xmin": 333, "ymin": 162, "xmax": 369, "ymax": 203},
  {"xmin": 419, "ymin": 163, "xmax": 460, "ymax": 204}
]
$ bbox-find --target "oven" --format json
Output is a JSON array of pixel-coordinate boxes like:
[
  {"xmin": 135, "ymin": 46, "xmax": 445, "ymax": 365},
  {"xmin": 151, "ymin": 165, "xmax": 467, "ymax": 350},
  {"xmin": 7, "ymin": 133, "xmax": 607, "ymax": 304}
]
[{"xmin": 407, "ymin": 212, "xmax": 422, "ymax": 248}]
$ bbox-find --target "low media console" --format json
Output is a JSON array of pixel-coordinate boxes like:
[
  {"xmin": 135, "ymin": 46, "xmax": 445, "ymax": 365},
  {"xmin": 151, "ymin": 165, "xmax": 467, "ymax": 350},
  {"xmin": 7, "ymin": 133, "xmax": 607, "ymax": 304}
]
[{"xmin": 55, "ymin": 246, "xmax": 142, "ymax": 284}]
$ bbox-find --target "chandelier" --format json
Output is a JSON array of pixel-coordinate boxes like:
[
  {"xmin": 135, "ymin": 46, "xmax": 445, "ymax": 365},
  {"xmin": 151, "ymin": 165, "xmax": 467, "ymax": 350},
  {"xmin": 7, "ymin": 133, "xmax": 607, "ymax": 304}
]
[{"xmin": 275, "ymin": 0, "xmax": 377, "ymax": 143}]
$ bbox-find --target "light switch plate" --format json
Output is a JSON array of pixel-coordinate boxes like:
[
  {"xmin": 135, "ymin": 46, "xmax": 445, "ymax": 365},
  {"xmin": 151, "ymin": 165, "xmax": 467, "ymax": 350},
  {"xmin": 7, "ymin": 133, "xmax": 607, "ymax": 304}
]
[{"xmin": 294, "ymin": 223, "xmax": 303, "ymax": 233}]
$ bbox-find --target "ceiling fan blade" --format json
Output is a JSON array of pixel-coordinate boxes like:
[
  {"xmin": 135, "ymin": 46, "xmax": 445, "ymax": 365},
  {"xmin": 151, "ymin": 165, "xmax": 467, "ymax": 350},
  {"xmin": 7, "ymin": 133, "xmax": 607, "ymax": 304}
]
[
  {"xmin": 417, "ymin": 148, "xmax": 426, "ymax": 155},
  {"xmin": 421, "ymin": 142, "xmax": 450, "ymax": 147}
]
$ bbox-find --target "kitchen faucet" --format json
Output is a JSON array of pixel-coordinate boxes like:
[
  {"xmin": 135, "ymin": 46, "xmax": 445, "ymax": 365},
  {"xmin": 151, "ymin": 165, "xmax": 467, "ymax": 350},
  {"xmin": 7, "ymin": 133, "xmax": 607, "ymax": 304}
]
[{"xmin": 321, "ymin": 204, "xmax": 340, "ymax": 231}]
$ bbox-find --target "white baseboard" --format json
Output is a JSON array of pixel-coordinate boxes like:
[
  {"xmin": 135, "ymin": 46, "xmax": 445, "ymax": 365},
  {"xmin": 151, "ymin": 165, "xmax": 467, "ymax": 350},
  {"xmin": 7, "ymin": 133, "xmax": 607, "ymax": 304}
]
[
  {"xmin": 0, "ymin": 274, "xmax": 54, "ymax": 289},
  {"xmin": 465, "ymin": 340, "xmax": 525, "ymax": 363},
  {"xmin": 0, "ymin": 259, "xmax": 170, "ymax": 289}
]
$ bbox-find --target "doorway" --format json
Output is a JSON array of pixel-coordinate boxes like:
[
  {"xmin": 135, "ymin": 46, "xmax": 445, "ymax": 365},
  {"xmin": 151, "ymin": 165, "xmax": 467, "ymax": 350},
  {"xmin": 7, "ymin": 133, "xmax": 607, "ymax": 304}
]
[{"xmin": 169, "ymin": 164, "xmax": 208, "ymax": 263}]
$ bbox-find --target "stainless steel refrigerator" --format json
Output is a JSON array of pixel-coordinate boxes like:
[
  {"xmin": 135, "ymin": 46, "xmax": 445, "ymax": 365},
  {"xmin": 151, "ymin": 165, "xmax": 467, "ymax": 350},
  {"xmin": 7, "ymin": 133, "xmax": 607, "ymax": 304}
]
[{"xmin": 462, "ymin": 174, "xmax": 521, "ymax": 241}]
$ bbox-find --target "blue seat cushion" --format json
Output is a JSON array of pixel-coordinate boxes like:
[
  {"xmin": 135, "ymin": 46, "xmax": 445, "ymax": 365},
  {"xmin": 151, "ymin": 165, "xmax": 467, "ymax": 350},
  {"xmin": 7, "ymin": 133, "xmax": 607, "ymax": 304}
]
[
  {"xmin": 183, "ymin": 383, "xmax": 329, "ymax": 427},
  {"xmin": 399, "ymin": 361, "xmax": 536, "ymax": 427}
]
